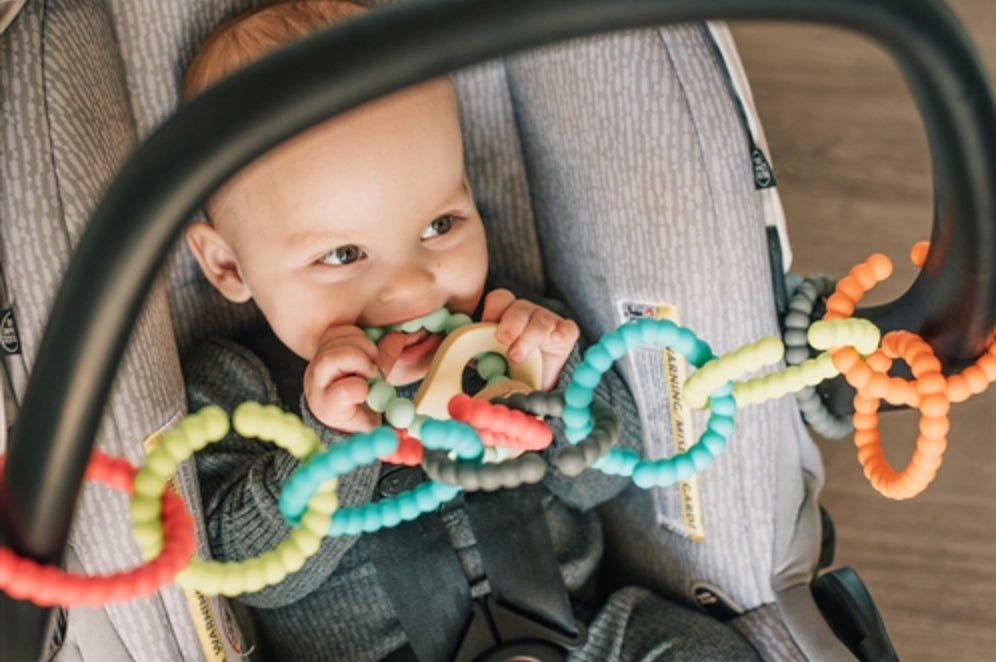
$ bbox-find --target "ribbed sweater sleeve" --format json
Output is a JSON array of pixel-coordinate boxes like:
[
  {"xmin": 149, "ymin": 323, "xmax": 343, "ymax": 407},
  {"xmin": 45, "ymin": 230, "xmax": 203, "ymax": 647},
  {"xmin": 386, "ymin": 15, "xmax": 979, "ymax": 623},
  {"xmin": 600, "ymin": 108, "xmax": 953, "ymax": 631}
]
[{"xmin": 183, "ymin": 336, "xmax": 379, "ymax": 608}]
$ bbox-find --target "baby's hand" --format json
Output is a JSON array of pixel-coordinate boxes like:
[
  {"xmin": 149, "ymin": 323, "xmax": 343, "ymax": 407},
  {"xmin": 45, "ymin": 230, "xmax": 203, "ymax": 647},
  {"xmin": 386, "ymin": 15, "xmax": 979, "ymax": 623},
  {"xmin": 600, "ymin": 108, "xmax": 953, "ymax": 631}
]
[
  {"xmin": 304, "ymin": 326, "xmax": 406, "ymax": 433},
  {"xmin": 481, "ymin": 289, "xmax": 580, "ymax": 391}
]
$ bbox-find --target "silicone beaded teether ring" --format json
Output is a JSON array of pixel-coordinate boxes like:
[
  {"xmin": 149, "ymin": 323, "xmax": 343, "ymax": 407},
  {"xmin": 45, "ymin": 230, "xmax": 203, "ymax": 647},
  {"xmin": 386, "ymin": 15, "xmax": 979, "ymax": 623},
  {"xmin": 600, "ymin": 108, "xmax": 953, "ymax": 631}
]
[
  {"xmin": 816, "ymin": 244, "xmax": 996, "ymax": 499},
  {"xmin": 422, "ymin": 447, "xmax": 547, "ymax": 492},
  {"xmin": 281, "ymin": 424, "xmax": 462, "ymax": 536},
  {"xmin": 363, "ymin": 307, "xmax": 472, "ymax": 343},
  {"xmin": 421, "ymin": 392, "xmax": 559, "ymax": 491},
  {"xmin": 553, "ymin": 395, "xmax": 621, "ymax": 477},
  {"xmin": 132, "ymin": 403, "xmax": 339, "ymax": 596},
  {"xmin": 497, "ymin": 389, "xmax": 623, "ymax": 478},
  {"xmin": 328, "ymin": 479, "xmax": 461, "ymax": 536},
  {"xmin": 447, "ymin": 393, "xmax": 552, "ymax": 452},
  {"xmin": 851, "ymin": 331, "xmax": 952, "ymax": 499},
  {"xmin": 698, "ymin": 318, "xmax": 881, "ymax": 410},
  {"xmin": 682, "ymin": 318, "xmax": 874, "ymax": 412},
  {"xmin": 848, "ymin": 241, "xmax": 996, "ymax": 404},
  {"xmin": 683, "ymin": 335, "xmax": 785, "ymax": 410},
  {"xmin": 782, "ymin": 274, "xmax": 855, "ymax": 439},
  {"xmin": 0, "ymin": 450, "xmax": 196, "ymax": 607},
  {"xmin": 564, "ymin": 318, "xmax": 737, "ymax": 489}
]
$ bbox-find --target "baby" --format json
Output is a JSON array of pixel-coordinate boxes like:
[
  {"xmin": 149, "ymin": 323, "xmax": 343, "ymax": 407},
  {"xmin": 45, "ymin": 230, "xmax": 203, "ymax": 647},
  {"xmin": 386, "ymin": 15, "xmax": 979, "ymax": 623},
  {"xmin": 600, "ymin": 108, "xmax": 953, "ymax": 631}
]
[
  {"xmin": 182, "ymin": 3, "xmax": 578, "ymax": 433},
  {"xmin": 181, "ymin": 2, "xmax": 760, "ymax": 661}
]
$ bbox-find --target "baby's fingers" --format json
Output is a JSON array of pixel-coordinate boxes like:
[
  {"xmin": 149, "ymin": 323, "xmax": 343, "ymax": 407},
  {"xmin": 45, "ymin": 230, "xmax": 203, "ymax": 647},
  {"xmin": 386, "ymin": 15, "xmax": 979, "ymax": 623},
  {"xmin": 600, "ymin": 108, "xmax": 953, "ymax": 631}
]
[
  {"xmin": 307, "ymin": 342, "xmax": 378, "ymax": 389},
  {"xmin": 506, "ymin": 306, "xmax": 561, "ymax": 363},
  {"xmin": 306, "ymin": 375, "xmax": 379, "ymax": 432},
  {"xmin": 538, "ymin": 319, "xmax": 580, "ymax": 390},
  {"xmin": 481, "ymin": 288, "xmax": 517, "ymax": 323},
  {"xmin": 550, "ymin": 318, "xmax": 580, "ymax": 348}
]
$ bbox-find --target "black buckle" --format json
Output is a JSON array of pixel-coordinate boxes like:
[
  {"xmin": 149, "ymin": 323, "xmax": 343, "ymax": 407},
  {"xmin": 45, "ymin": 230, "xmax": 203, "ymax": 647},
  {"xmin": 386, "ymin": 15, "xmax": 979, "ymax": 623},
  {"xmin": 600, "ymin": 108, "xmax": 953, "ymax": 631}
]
[
  {"xmin": 453, "ymin": 595, "xmax": 586, "ymax": 662},
  {"xmin": 811, "ymin": 567, "xmax": 899, "ymax": 662}
]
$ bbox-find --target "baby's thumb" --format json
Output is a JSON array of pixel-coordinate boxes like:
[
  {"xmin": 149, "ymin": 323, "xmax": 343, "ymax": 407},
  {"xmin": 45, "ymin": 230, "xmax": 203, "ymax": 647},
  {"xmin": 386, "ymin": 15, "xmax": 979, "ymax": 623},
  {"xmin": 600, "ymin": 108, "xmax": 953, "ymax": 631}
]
[{"xmin": 377, "ymin": 332, "xmax": 406, "ymax": 379}]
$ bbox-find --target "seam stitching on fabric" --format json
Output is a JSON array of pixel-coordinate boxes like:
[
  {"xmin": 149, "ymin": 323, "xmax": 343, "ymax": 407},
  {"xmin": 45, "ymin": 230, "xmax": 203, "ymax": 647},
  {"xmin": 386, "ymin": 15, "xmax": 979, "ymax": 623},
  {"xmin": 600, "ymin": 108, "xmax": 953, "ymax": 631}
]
[
  {"xmin": 656, "ymin": 24, "xmax": 771, "ymax": 606},
  {"xmin": 500, "ymin": 57, "xmax": 550, "ymax": 296}
]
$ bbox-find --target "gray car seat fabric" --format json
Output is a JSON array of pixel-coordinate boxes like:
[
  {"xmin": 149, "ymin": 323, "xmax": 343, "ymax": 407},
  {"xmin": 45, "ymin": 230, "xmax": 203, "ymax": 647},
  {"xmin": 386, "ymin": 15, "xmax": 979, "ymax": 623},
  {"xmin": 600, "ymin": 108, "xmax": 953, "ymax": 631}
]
[
  {"xmin": 502, "ymin": 27, "xmax": 824, "ymax": 660},
  {"xmin": 1, "ymin": 3, "xmax": 205, "ymax": 661},
  {"xmin": 1, "ymin": 0, "xmax": 837, "ymax": 660}
]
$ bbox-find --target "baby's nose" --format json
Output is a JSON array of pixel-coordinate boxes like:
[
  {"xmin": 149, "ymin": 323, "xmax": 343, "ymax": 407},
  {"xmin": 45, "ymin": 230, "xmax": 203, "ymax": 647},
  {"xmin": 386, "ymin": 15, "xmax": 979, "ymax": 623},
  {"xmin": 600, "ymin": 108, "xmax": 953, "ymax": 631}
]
[{"xmin": 377, "ymin": 261, "xmax": 435, "ymax": 303}]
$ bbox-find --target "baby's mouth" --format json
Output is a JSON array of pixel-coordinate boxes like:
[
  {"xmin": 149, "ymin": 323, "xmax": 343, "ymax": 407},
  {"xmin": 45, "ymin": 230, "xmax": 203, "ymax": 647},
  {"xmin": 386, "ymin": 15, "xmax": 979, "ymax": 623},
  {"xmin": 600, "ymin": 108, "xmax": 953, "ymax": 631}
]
[
  {"xmin": 403, "ymin": 329, "xmax": 430, "ymax": 347},
  {"xmin": 398, "ymin": 329, "xmax": 444, "ymax": 362},
  {"xmin": 364, "ymin": 307, "xmax": 464, "ymax": 342}
]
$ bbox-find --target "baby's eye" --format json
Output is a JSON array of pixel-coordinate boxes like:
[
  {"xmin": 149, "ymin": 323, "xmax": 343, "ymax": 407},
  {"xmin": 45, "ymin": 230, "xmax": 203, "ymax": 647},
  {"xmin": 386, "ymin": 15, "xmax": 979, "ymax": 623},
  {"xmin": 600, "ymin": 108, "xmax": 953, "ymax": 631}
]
[
  {"xmin": 419, "ymin": 215, "xmax": 454, "ymax": 240},
  {"xmin": 319, "ymin": 244, "xmax": 365, "ymax": 266}
]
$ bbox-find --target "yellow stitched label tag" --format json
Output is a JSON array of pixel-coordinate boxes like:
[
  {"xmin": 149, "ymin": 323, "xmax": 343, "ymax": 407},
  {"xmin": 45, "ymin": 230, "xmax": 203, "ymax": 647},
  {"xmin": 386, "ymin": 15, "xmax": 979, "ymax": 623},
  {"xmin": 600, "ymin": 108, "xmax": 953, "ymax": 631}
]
[{"xmin": 620, "ymin": 302, "xmax": 706, "ymax": 542}]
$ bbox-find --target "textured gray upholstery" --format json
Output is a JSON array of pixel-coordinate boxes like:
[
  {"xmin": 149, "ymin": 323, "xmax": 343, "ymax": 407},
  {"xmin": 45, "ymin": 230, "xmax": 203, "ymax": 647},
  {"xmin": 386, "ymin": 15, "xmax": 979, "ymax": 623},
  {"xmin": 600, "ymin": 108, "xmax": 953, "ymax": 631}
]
[{"xmin": 0, "ymin": 1, "xmax": 830, "ymax": 660}]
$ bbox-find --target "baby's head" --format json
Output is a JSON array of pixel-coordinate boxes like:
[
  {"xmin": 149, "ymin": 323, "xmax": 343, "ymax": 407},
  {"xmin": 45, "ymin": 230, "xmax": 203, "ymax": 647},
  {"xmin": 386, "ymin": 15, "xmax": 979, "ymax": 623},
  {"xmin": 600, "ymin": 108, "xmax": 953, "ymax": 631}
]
[{"xmin": 183, "ymin": 1, "xmax": 488, "ymax": 383}]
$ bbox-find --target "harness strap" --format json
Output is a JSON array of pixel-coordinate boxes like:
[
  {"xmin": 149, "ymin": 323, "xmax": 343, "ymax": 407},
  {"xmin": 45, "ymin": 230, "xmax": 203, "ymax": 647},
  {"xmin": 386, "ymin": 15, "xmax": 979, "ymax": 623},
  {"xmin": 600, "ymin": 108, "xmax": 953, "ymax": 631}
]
[
  {"xmin": 464, "ymin": 485, "xmax": 578, "ymax": 639},
  {"xmin": 368, "ymin": 467, "xmax": 581, "ymax": 661},
  {"xmin": 367, "ymin": 466, "xmax": 472, "ymax": 662}
]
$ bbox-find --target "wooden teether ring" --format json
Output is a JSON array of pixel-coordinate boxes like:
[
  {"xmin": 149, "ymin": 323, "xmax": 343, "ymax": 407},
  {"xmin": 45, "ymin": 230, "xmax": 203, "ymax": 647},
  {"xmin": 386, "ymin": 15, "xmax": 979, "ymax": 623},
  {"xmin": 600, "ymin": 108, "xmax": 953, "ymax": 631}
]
[{"xmin": 412, "ymin": 323, "xmax": 543, "ymax": 420}]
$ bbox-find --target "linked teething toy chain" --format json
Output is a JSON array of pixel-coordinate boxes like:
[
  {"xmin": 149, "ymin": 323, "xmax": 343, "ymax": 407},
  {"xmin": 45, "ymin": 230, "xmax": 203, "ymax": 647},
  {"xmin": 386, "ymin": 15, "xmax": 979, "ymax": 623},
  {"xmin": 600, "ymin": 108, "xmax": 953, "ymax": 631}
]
[{"xmin": 1, "ymin": 241, "xmax": 993, "ymax": 608}]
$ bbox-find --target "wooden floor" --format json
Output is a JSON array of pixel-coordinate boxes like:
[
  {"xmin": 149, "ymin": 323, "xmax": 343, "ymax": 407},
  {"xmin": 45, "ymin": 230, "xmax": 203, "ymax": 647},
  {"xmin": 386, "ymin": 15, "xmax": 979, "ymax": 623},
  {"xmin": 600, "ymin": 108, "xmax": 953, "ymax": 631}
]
[{"xmin": 731, "ymin": 3, "xmax": 996, "ymax": 661}]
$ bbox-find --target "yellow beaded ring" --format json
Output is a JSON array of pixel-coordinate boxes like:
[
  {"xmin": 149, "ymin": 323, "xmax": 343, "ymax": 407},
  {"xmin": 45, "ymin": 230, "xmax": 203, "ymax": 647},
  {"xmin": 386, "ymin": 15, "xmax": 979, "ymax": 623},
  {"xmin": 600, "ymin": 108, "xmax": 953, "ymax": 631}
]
[
  {"xmin": 682, "ymin": 319, "xmax": 880, "ymax": 412},
  {"xmin": 131, "ymin": 403, "xmax": 338, "ymax": 596}
]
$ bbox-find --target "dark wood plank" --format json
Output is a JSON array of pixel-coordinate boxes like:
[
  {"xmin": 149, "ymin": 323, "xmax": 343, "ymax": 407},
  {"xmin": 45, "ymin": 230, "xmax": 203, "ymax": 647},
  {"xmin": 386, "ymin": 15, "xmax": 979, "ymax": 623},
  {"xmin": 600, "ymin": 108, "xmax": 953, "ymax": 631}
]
[{"xmin": 732, "ymin": 2, "xmax": 996, "ymax": 660}]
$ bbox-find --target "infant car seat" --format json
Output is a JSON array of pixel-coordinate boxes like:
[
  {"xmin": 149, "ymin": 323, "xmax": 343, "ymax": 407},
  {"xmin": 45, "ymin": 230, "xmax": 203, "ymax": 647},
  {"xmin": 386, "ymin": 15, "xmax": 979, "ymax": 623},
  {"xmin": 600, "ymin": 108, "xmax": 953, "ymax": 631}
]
[{"xmin": 1, "ymin": 0, "xmax": 993, "ymax": 661}]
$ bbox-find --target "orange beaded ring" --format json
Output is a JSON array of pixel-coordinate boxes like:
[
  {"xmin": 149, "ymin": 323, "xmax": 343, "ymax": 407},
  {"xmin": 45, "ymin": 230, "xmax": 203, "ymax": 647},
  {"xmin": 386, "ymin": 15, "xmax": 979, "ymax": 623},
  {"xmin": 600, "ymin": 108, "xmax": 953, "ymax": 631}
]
[
  {"xmin": 824, "ymin": 241, "xmax": 996, "ymax": 499},
  {"xmin": 852, "ymin": 331, "xmax": 950, "ymax": 499}
]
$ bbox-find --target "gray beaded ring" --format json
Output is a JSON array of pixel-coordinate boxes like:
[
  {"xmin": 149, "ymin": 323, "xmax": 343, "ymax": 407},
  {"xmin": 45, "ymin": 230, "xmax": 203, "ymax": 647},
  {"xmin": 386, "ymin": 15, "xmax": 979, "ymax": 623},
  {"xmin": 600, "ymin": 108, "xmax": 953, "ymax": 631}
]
[
  {"xmin": 422, "ymin": 390, "xmax": 558, "ymax": 491},
  {"xmin": 783, "ymin": 274, "xmax": 854, "ymax": 439},
  {"xmin": 422, "ymin": 447, "xmax": 548, "ymax": 492},
  {"xmin": 494, "ymin": 390, "xmax": 621, "ymax": 477},
  {"xmin": 421, "ymin": 389, "xmax": 621, "ymax": 490}
]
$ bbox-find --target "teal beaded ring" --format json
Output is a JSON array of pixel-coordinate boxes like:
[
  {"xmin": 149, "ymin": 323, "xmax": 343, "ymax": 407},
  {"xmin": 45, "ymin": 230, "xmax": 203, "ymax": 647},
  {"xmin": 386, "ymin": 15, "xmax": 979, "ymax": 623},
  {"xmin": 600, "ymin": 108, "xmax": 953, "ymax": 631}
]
[
  {"xmin": 564, "ymin": 318, "xmax": 737, "ymax": 489},
  {"xmin": 280, "ymin": 424, "xmax": 466, "ymax": 536}
]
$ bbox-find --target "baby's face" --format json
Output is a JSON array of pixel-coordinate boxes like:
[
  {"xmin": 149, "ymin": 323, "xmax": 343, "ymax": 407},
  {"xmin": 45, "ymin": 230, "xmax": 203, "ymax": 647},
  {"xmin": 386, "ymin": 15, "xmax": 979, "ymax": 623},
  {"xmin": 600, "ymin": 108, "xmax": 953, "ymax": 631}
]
[{"xmin": 199, "ymin": 79, "xmax": 488, "ymax": 383}]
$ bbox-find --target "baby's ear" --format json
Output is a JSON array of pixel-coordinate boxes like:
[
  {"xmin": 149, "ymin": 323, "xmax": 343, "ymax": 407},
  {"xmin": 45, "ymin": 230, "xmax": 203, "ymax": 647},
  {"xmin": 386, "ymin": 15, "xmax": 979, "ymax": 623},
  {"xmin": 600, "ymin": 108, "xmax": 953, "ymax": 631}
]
[{"xmin": 184, "ymin": 222, "xmax": 252, "ymax": 303}]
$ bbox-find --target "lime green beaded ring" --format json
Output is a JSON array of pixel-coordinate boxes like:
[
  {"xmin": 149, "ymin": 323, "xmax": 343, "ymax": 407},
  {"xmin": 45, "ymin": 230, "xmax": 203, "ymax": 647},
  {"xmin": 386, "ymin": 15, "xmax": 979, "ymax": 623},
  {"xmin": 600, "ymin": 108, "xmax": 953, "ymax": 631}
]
[
  {"xmin": 131, "ymin": 403, "xmax": 338, "ymax": 596},
  {"xmin": 683, "ymin": 318, "xmax": 881, "ymax": 410},
  {"xmin": 740, "ymin": 318, "xmax": 879, "ymax": 406}
]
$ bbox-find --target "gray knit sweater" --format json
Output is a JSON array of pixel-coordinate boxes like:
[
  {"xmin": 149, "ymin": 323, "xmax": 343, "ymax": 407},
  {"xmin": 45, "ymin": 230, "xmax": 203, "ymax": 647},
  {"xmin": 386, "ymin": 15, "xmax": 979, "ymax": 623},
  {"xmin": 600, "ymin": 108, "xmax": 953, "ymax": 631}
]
[{"xmin": 183, "ymin": 322, "xmax": 759, "ymax": 662}]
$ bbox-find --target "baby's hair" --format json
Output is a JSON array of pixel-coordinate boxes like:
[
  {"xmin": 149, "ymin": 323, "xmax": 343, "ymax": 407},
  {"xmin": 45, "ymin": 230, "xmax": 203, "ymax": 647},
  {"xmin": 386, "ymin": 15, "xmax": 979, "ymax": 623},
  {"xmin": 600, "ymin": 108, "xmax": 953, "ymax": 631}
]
[
  {"xmin": 182, "ymin": 1, "xmax": 365, "ymax": 223},
  {"xmin": 182, "ymin": 0, "xmax": 365, "ymax": 101}
]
